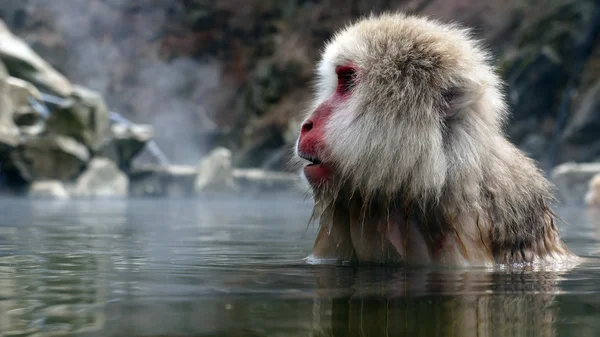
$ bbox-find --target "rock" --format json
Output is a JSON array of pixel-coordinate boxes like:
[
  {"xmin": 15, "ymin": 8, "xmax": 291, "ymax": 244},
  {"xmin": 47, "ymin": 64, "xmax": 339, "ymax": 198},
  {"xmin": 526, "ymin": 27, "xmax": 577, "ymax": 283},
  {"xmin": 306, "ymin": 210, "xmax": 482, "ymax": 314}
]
[
  {"xmin": 0, "ymin": 20, "xmax": 72, "ymax": 97},
  {"xmin": 11, "ymin": 135, "xmax": 89, "ymax": 181},
  {"xmin": 551, "ymin": 162, "xmax": 600, "ymax": 205},
  {"xmin": 0, "ymin": 73, "xmax": 46, "ymax": 154},
  {"xmin": 129, "ymin": 164, "xmax": 306, "ymax": 197},
  {"xmin": 499, "ymin": 0, "xmax": 600, "ymax": 160},
  {"xmin": 194, "ymin": 147, "xmax": 235, "ymax": 194},
  {"xmin": 233, "ymin": 169, "xmax": 305, "ymax": 193},
  {"xmin": 100, "ymin": 123, "xmax": 153, "ymax": 169},
  {"xmin": 0, "ymin": 128, "xmax": 18, "ymax": 154},
  {"xmin": 29, "ymin": 180, "xmax": 69, "ymax": 200},
  {"xmin": 5, "ymin": 76, "xmax": 41, "ymax": 105},
  {"xmin": 4, "ymin": 76, "xmax": 44, "ymax": 134},
  {"xmin": 584, "ymin": 174, "xmax": 600, "ymax": 207},
  {"xmin": 46, "ymin": 85, "xmax": 111, "ymax": 151},
  {"xmin": 71, "ymin": 158, "xmax": 128, "ymax": 198},
  {"xmin": 0, "ymin": 64, "xmax": 20, "ymax": 152},
  {"xmin": 129, "ymin": 164, "xmax": 197, "ymax": 197}
]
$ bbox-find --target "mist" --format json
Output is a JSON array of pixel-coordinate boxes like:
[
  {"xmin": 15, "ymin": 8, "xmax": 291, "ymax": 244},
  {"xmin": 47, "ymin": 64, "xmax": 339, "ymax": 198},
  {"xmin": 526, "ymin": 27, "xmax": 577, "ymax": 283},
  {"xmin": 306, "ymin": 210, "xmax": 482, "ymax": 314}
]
[{"xmin": 25, "ymin": 0, "xmax": 234, "ymax": 165}]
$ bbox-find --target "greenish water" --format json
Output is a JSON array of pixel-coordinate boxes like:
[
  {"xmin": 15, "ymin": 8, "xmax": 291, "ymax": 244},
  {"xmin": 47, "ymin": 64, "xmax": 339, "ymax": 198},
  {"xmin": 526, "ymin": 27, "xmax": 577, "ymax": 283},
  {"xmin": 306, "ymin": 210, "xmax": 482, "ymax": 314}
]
[{"xmin": 0, "ymin": 197, "xmax": 599, "ymax": 337}]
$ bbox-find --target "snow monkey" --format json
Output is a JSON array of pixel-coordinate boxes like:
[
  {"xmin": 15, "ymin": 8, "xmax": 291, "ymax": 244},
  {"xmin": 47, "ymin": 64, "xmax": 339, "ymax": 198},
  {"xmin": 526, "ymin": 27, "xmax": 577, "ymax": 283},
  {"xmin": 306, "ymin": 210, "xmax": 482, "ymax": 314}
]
[{"xmin": 294, "ymin": 12, "xmax": 576, "ymax": 266}]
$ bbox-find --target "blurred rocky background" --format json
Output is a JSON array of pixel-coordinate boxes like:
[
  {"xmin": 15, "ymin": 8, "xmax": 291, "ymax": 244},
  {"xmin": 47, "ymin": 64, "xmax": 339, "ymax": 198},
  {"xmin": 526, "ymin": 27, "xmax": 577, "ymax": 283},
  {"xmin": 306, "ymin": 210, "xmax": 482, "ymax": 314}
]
[{"xmin": 0, "ymin": 0, "xmax": 598, "ymax": 201}]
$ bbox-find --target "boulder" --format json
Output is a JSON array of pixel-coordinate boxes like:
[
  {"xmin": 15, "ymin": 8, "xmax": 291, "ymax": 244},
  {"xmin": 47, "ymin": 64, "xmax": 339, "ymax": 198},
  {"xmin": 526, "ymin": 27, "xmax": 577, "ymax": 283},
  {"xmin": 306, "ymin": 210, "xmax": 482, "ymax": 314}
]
[
  {"xmin": 5, "ymin": 76, "xmax": 41, "ymax": 107},
  {"xmin": 194, "ymin": 147, "xmax": 235, "ymax": 194},
  {"xmin": 232, "ymin": 169, "xmax": 304, "ymax": 193},
  {"xmin": 0, "ymin": 64, "xmax": 20, "ymax": 152},
  {"xmin": 551, "ymin": 162, "xmax": 600, "ymax": 205},
  {"xmin": 71, "ymin": 158, "xmax": 128, "ymax": 198},
  {"xmin": 46, "ymin": 85, "xmax": 111, "ymax": 151},
  {"xmin": 0, "ymin": 99, "xmax": 20, "ymax": 153},
  {"xmin": 4, "ymin": 76, "xmax": 44, "ymax": 135},
  {"xmin": 584, "ymin": 174, "xmax": 600, "ymax": 207},
  {"xmin": 29, "ymin": 180, "xmax": 69, "ymax": 200},
  {"xmin": 0, "ymin": 128, "xmax": 18, "ymax": 154},
  {"xmin": 11, "ymin": 135, "xmax": 89, "ymax": 181},
  {"xmin": 100, "ymin": 123, "xmax": 153, "ymax": 169},
  {"xmin": 0, "ymin": 20, "xmax": 72, "ymax": 97},
  {"xmin": 129, "ymin": 164, "xmax": 197, "ymax": 197},
  {"xmin": 129, "ymin": 164, "xmax": 306, "ymax": 197}
]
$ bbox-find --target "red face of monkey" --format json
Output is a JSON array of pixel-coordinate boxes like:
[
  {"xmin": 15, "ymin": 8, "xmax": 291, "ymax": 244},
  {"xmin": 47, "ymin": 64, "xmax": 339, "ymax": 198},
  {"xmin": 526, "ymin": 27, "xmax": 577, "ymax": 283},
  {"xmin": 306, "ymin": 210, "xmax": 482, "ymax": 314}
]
[{"xmin": 297, "ymin": 65, "xmax": 356, "ymax": 186}]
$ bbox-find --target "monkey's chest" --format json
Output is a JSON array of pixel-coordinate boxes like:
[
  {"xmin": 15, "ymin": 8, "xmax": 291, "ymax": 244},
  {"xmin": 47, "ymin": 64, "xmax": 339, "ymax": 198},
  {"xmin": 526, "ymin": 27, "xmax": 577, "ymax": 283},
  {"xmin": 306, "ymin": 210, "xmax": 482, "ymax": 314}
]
[{"xmin": 347, "ymin": 207, "xmax": 433, "ymax": 264}]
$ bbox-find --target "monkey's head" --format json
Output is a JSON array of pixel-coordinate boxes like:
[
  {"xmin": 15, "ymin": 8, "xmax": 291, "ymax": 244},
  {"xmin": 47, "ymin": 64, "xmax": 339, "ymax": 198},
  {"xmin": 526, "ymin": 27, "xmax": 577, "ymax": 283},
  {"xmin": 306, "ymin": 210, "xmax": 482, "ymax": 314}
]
[{"xmin": 296, "ymin": 13, "xmax": 507, "ymax": 202}]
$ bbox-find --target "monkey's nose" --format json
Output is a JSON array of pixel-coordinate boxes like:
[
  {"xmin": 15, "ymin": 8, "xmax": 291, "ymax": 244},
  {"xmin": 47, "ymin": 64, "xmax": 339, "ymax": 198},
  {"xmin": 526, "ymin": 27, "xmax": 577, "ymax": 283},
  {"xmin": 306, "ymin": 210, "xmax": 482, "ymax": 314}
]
[{"xmin": 301, "ymin": 120, "xmax": 313, "ymax": 134}]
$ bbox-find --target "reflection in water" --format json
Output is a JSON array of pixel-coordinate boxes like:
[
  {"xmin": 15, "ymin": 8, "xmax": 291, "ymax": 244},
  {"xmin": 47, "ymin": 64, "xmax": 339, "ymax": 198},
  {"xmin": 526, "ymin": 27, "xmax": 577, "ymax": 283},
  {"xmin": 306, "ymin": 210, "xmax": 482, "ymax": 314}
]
[
  {"xmin": 0, "ymin": 198, "xmax": 597, "ymax": 336},
  {"xmin": 0, "ymin": 201, "xmax": 113, "ymax": 335},
  {"xmin": 312, "ymin": 266, "xmax": 562, "ymax": 337}
]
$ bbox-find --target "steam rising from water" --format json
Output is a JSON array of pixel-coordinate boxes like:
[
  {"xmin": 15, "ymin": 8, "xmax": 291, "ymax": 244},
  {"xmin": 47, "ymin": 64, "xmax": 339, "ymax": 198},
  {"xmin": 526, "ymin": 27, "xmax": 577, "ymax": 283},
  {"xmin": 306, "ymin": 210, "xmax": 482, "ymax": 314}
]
[{"xmin": 25, "ymin": 0, "xmax": 232, "ymax": 164}]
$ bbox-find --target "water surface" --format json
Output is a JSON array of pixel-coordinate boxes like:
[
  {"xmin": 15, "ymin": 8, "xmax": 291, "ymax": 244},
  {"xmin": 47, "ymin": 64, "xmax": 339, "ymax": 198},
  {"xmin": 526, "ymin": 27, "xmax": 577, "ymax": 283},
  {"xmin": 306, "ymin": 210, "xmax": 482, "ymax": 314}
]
[{"xmin": 0, "ymin": 196, "xmax": 599, "ymax": 336}]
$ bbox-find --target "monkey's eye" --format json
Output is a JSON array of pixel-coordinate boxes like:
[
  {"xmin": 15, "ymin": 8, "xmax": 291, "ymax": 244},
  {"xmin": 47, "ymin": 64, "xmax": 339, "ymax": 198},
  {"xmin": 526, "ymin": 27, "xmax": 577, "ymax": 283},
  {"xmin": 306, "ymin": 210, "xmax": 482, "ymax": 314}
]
[{"xmin": 335, "ymin": 66, "xmax": 356, "ymax": 95}]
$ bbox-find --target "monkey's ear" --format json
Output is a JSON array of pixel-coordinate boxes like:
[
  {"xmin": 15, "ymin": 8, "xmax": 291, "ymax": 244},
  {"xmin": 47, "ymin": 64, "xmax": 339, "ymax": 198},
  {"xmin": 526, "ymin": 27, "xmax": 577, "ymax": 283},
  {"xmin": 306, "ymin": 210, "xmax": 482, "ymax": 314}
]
[
  {"xmin": 442, "ymin": 88, "xmax": 461, "ymax": 119},
  {"xmin": 442, "ymin": 87, "xmax": 477, "ymax": 120},
  {"xmin": 442, "ymin": 85, "xmax": 485, "ymax": 120}
]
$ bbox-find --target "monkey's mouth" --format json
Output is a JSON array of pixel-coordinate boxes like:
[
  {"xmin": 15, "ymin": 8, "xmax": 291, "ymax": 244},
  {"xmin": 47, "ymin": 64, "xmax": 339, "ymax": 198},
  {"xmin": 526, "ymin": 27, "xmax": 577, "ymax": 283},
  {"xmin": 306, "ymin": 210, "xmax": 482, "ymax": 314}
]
[
  {"xmin": 302, "ymin": 155, "xmax": 321, "ymax": 167},
  {"xmin": 299, "ymin": 153, "xmax": 330, "ymax": 186},
  {"xmin": 298, "ymin": 153, "xmax": 322, "ymax": 166}
]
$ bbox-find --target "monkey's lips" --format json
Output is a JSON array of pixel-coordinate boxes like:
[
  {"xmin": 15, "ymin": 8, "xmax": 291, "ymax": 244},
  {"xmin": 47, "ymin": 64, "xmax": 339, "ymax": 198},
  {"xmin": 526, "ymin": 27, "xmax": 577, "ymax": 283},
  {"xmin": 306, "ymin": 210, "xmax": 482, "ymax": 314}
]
[{"xmin": 300, "ymin": 155, "xmax": 331, "ymax": 186}]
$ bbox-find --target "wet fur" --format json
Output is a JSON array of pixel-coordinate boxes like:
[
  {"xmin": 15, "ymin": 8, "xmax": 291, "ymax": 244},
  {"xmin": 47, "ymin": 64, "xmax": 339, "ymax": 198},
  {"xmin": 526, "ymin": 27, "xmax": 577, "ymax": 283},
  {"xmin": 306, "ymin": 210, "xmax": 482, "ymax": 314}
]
[{"xmin": 294, "ymin": 12, "xmax": 575, "ymax": 266}]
